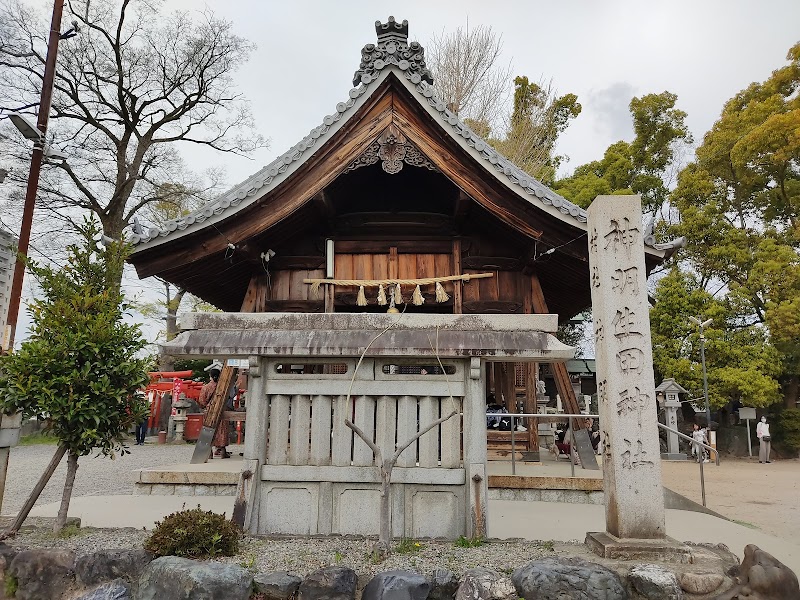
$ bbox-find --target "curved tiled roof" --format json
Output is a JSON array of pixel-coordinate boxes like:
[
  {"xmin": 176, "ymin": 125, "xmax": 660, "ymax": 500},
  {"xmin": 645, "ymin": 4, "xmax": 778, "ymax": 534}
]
[{"xmin": 129, "ymin": 18, "xmax": 603, "ymax": 250}]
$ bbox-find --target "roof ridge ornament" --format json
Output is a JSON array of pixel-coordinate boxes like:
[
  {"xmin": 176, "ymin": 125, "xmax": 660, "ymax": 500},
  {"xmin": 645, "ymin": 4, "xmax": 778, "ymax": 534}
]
[{"xmin": 353, "ymin": 16, "xmax": 433, "ymax": 87}]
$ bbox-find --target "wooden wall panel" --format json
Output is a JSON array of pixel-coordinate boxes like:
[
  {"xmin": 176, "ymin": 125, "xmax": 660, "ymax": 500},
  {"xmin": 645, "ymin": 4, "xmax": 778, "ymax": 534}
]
[
  {"xmin": 372, "ymin": 253, "xmax": 389, "ymax": 279},
  {"xmin": 272, "ymin": 271, "xmax": 290, "ymax": 301},
  {"xmin": 398, "ymin": 254, "xmax": 417, "ymax": 281},
  {"xmin": 462, "ymin": 270, "xmax": 481, "ymax": 302}
]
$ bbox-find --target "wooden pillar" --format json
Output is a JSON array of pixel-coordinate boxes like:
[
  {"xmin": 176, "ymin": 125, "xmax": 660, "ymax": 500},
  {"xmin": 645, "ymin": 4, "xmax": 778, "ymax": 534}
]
[
  {"xmin": 529, "ymin": 274, "xmax": 584, "ymax": 429},
  {"xmin": 493, "ymin": 363, "xmax": 504, "ymax": 407},
  {"xmin": 502, "ymin": 363, "xmax": 516, "ymax": 414},
  {"xmin": 524, "ymin": 363, "xmax": 540, "ymax": 451},
  {"xmin": 452, "ymin": 238, "xmax": 463, "ymax": 314},
  {"xmin": 388, "ymin": 247, "xmax": 399, "ymax": 280},
  {"xmin": 241, "ymin": 273, "xmax": 269, "ymax": 313}
]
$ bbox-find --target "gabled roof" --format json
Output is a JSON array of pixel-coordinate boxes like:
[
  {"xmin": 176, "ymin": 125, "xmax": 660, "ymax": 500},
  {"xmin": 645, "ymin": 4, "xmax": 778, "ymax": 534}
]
[{"xmin": 129, "ymin": 17, "xmax": 608, "ymax": 254}]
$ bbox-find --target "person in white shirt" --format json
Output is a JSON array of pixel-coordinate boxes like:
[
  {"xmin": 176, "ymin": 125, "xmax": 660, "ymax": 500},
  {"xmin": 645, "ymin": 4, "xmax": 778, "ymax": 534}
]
[
  {"xmin": 691, "ymin": 423, "xmax": 709, "ymax": 463},
  {"xmin": 757, "ymin": 416, "xmax": 771, "ymax": 463}
]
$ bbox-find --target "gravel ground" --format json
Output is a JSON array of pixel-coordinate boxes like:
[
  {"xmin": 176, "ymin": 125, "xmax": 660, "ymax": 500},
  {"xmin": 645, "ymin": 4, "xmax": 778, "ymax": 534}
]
[
  {"xmin": 2, "ymin": 440, "xmax": 575, "ymax": 579},
  {"xmin": 2, "ymin": 438, "xmax": 209, "ymax": 514},
  {"xmin": 6, "ymin": 526, "xmax": 572, "ymax": 581}
]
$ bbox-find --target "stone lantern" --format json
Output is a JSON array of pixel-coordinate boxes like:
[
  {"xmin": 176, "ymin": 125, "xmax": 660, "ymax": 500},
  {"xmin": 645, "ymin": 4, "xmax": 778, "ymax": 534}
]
[
  {"xmin": 655, "ymin": 378, "xmax": 689, "ymax": 460},
  {"xmin": 172, "ymin": 397, "xmax": 192, "ymax": 442}
]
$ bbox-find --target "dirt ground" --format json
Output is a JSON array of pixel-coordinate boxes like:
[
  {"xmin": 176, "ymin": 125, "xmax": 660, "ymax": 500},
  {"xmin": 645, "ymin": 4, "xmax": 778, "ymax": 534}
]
[{"xmin": 661, "ymin": 456, "xmax": 800, "ymax": 542}]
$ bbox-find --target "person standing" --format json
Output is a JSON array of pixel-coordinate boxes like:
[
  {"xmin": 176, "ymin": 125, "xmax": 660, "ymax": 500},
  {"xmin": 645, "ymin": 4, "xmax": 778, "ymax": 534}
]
[
  {"xmin": 691, "ymin": 423, "xmax": 708, "ymax": 463},
  {"xmin": 757, "ymin": 416, "xmax": 771, "ymax": 464},
  {"xmin": 198, "ymin": 368, "xmax": 231, "ymax": 458}
]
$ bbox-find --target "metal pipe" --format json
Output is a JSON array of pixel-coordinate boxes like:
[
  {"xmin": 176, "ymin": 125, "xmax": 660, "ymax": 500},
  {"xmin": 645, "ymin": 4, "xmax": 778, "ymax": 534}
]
[
  {"xmin": 510, "ymin": 416, "xmax": 516, "ymax": 475},
  {"xmin": 569, "ymin": 418, "xmax": 575, "ymax": 478},
  {"xmin": 4, "ymin": 0, "xmax": 65, "ymax": 352},
  {"xmin": 657, "ymin": 422, "xmax": 719, "ymax": 507}
]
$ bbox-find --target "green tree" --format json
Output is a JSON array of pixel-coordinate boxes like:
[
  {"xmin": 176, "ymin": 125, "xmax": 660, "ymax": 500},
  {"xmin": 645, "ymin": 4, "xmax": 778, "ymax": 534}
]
[
  {"xmin": 0, "ymin": 221, "xmax": 150, "ymax": 534},
  {"xmin": 555, "ymin": 91, "xmax": 691, "ymax": 212},
  {"xmin": 490, "ymin": 76, "xmax": 581, "ymax": 184},
  {"xmin": 670, "ymin": 42, "xmax": 800, "ymax": 406},
  {"xmin": 650, "ymin": 268, "xmax": 782, "ymax": 410}
]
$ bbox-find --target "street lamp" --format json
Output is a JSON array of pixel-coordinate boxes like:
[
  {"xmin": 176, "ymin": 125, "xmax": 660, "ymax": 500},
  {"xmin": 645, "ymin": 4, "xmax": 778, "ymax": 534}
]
[{"xmin": 689, "ymin": 316, "xmax": 713, "ymax": 429}]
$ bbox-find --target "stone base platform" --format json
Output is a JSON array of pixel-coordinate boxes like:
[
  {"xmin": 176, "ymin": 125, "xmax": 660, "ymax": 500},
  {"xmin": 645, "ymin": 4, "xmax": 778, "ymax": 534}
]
[
  {"xmin": 661, "ymin": 452, "xmax": 688, "ymax": 461},
  {"xmin": 133, "ymin": 458, "xmax": 242, "ymax": 496},
  {"xmin": 585, "ymin": 531, "xmax": 692, "ymax": 563}
]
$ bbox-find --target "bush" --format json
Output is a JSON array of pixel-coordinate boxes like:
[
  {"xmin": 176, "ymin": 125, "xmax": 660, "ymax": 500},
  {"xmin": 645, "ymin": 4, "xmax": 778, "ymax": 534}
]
[
  {"xmin": 144, "ymin": 507, "xmax": 240, "ymax": 558},
  {"xmin": 776, "ymin": 408, "xmax": 800, "ymax": 453}
]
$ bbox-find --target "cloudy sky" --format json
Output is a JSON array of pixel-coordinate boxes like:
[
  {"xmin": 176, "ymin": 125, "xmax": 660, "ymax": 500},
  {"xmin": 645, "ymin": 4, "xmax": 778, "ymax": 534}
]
[{"xmin": 162, "ymin": 0, "xmax": 800, "ymax": 187}]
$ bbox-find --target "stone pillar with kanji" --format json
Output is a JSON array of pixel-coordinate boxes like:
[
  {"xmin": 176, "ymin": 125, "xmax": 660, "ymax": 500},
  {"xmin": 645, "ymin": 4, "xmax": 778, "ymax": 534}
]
[{"xmin": 585, "ymin": 195, "xmax": 689, "ymax": 561}]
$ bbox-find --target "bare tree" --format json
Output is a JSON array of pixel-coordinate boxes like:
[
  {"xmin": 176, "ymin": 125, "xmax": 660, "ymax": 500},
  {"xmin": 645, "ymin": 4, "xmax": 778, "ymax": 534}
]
[
  {"xmin": 0, "ymin": 0, "xmax": 267, "ymax": 244},
  {"xmin": 427, "ymin": 24, "xmax": 511, "ymax": 127}
]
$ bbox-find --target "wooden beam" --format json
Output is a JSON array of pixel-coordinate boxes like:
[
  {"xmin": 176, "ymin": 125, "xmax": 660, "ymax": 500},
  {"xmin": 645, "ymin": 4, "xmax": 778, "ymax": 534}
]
[
  {"xmin": 529, "ymin": 273, "xmax": 584, "ymax": 429},
  {"xmin": 452, "ymin": 238, "xmax": 462, "ymax": 314},
  {"xmin": 463, "ymin": 301, "xmax": 522, "ymax": 314},
  {"xmin": 522, "ymin": 290, "xmax": 540, "ymax": 450},
  {"xmin": 334, "ymin": 239, "xmax": 452, "ymax": 254},
  {"xmin": 461, "ymin": 256, "xmax": 520, "ymax": 271}
]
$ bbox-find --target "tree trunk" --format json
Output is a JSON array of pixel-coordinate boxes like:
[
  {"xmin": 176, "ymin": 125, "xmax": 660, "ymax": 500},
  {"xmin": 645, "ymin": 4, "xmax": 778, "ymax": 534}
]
[
  {"xmin": 377, "ymin": 462, "xmax": 393, "ymax": 557},
  {"xmin": 54, "ymin": 451, "xmax": 79, "ymax": 534},
  {"xmin": 784, "ymin": 375, "xmax": 799, "ymax": 409},
  {"xmin": 0, "ymin": 444, "xmax": 67, "ymax": 539}
]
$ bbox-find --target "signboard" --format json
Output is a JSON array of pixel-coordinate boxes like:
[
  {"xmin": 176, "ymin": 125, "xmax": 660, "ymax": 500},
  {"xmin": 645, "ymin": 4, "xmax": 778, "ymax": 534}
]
[
  {"xmin": 226, "ymin": 359, "xmax": 249, "ymax": 369},
  {"xmin": 738, "ymin": 407, "xmax": 756, "ymax": 421}
]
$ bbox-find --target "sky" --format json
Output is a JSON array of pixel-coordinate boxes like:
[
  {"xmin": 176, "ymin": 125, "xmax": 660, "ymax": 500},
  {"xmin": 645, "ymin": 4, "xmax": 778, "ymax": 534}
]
[
  {"xmin": 159, "ymin": 0, "xmax": 800, "ymax": 188},
  {"xmin": 9, "ymin": 0, "xmax": 800, "ymax": 349}
]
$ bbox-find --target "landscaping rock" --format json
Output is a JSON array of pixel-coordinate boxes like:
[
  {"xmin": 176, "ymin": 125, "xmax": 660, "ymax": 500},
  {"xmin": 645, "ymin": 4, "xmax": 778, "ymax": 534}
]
[
  {"xmin": 714, "ymin": 544, "xmax": 799, "ymax": 599},
  {"xmin": 512, "ymin": 557, "xmax": 627, "ymax": 600},
  {"xmin": 298, "ymin": 566, "xmax": 357, "ymax": 600},
  {"xmin": 74, "ymin": 579, "xmax": 131, "ymax": 600},
  {"xmin": 75, "ymin": 549, "xmax": 153, "ymax": 586},
  {"xmin": 8, "ymin": 549, "xmax": 76, "ymax": 600},
  {"xmin": 629, "ymin": 564, "xmax": 682, "ymax": 600},
  {"xmin": 678, "ymin": 572, "xmax": 725, "ymax": 595},
  {"xmin": 456, "ymin": 568, "xmax": 516, "ymax": 600},
  {"xmin": 254, "ymin": 571, "xmax": 302, "ymax": 600},
  {"xmin": 363, "ymin": 570, "xmax": 430, "ymax": 600},
  {"xmin": 137, "ymin": 556, "xmax": 253, "ymax": 600},
  {"xmin": 0, "ymin": 543, "xmax": 18, "ymax": 582},
  {"xmin": 428, "ymin": 569, "xmax": 458, "ymax": 600}
]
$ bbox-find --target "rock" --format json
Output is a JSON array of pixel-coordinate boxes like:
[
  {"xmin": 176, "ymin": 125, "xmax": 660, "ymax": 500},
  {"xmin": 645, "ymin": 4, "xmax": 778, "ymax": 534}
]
[
  {"xmin": 428, "ymin": 569, "xmax": 459, "ymax": 600},
  {"xmin": 362, "ymin": 570, "xmax": 430, "ymax": 600},
  {"xmin": 137, "ymin": 556, "xmax": 253, "ymax": 600},
  {"xmin": 75, "ymin": 549, "xmax": 154, "ymax": 586},
  {"xmin": 713, "ymin": 544, "xmax": 799, "ymax": 599},
  {"xmin": 253, "ymin": 571, "xmax": 302, "ymax": 600},
  {"xmin": 8, "ymin": 549, "xmax": 76, "ymax": 600},
  {"xmin": 629, "ymin": 564, "xmax": 682, "ymax": 600},
  {"xmin": 298, "ymin": 566, "xmax": 357, "ymax": 600},
  {"xmin": 512, "ymin": 557, "xmax": 627, "ymax": 600},
  {"xmin": 456, "ymin": 568, "xmax": 516, "ymax": 600},
  {"xmin": 74, "ymin": 579, "xmax": 131, "ymax": 600},
  {"xmin": 679, "ymin": 572, "xmax": 725, "ymax": 595},
  {"xmin": 0, "ymin": 543, "xmax": 18, "ymax": 584}
]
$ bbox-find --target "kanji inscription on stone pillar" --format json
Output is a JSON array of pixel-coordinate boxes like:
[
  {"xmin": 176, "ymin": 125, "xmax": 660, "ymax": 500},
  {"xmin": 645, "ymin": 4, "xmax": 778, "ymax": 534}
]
[{"xmin": 588, "ymin": 195, "xmax": 666, "ymax": 540}]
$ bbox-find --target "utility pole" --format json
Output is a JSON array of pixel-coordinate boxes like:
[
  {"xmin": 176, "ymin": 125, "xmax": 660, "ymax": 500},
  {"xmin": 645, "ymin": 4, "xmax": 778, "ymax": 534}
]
[
  {"xmin": 0, "ymin": 0, "xmax": 65, "ymax": 517},
  {"xmin": 689, "ymin": 316, "xmax": 713, "ymax": 429},
  {"xmin": 2, "ymin": 0, "xmax": 65, "ymax": 354}
]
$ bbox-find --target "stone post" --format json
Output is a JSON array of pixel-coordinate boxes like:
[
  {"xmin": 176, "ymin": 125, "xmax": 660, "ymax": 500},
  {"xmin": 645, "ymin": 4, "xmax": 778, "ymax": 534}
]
[
  {"xmin": 242, "ymin": 356, "xmax": 266, "ymax": 533},
  {"xmin": 585, "ymin": 196, "xmax": 689, "ymax": 561},
  {"xmin": 464, "ymin": 356, "xmax": 488, "ymax": 539}
]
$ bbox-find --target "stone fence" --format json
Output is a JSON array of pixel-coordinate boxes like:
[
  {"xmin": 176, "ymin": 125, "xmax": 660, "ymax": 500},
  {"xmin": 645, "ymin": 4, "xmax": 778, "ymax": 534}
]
[{"xmin": 1, "ymin": 541, "xmax": 795, "ymax": 600}]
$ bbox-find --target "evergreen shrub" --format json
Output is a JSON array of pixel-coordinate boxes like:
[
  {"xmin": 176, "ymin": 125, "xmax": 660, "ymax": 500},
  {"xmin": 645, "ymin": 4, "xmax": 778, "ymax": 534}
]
[{"xmin": 144, "ymin": 506, "xmax": 240, "ymax": 558}]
